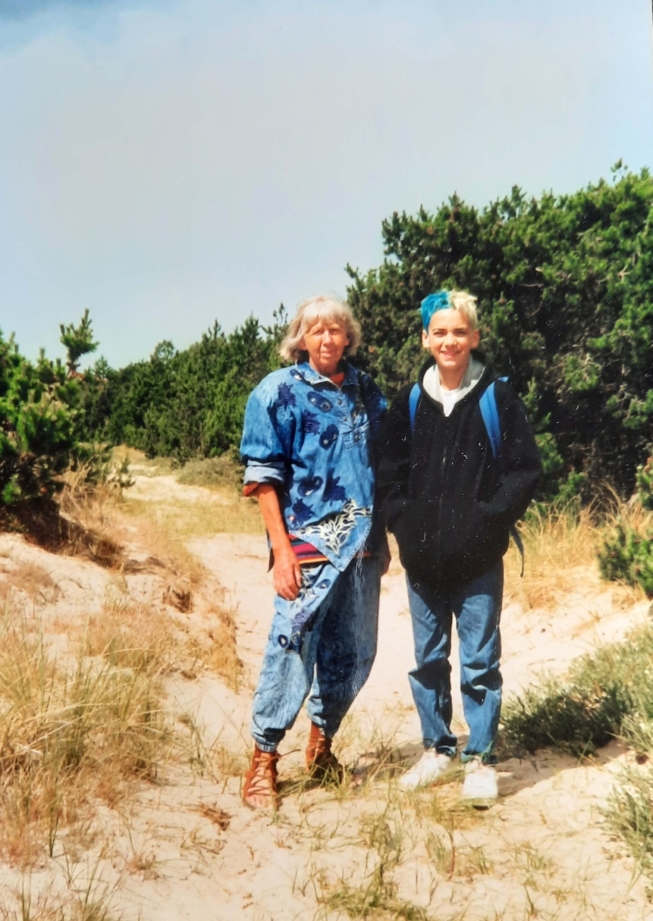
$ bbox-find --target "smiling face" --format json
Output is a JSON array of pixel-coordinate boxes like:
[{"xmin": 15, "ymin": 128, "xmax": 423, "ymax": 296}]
[
  {"xmin": 422, "ymin": 308, "xmax": 480, "ymax": 387},
  {"xmin": 300, "ymin": 317, "xmax": 350, "ymax": 378}
]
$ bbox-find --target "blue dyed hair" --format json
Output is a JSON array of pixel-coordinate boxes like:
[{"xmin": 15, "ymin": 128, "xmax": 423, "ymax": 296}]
[{"xmin": 420, "ymin": 290, "xmax": 452, "ymax": 331}]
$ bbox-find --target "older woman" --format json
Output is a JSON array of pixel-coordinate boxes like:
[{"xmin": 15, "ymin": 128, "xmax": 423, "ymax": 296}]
[{"xmin": 240, "ymin": 294, "xmax": 387, "ymax": 809}]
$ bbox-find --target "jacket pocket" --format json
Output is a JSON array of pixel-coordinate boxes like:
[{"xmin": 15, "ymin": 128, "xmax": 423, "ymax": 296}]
[{"xmin": 393, "ymin": 499, "xmax": 439, "ymax": 573}]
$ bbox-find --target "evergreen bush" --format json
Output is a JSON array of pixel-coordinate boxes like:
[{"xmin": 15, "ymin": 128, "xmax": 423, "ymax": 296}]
[
  {"xmin": 0, "ymin": 330, "xmax": 79, "ymax": 508},
  {"xmin": 82, "ymin": 311, "xmax": 286, "ymax": 461},
  {"xmin": 347, "ymin": 165, "xmax": 653, "ymax": 502},
  {"xmin": 598, "ymin": 524, "xmax": 653, "ymax": 598}
]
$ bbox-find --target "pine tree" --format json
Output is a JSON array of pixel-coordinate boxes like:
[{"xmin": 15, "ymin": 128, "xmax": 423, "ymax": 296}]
[
  {"xmin": 0, "ymin": 329, "xmax": 79, "ymax": 507},
  {"xmin": 59, "ymin": 309, "xmax": 98, "ymax": 378}
]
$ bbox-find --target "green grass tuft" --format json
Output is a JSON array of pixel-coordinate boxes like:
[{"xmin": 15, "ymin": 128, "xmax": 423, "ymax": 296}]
[{"xmin": 502, "ymin": 624, "xmax": 653, "ymax": 756}]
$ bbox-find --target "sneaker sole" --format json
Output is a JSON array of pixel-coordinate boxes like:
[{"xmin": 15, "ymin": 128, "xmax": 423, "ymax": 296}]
[{"xmin": 399, "ymin": 763, "xmax": 459, "ymax": 792}]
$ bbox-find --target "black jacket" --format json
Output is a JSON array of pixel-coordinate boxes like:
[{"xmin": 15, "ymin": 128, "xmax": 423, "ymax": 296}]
[{"xmin": 378, "ymin": 355, "xmax": 542, "ymax": 589}]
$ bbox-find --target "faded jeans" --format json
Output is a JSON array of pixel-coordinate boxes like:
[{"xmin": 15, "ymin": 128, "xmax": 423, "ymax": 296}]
[
  {"xmin": 251, "ymin": 555, "xmax": 382, "ymax": 752},
  {"xmin": 406, "ymin": 562, "xmax": 503, "ymax": 762}
]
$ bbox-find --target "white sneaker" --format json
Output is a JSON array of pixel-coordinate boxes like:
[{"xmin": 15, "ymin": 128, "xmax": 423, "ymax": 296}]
[
  {"xmin": 399, "ymin": 751, "xmax": 454, "ymax": 791},
  {"xmin": 461, "ymin": 758, "xmax": 498, "ymax": 804}
]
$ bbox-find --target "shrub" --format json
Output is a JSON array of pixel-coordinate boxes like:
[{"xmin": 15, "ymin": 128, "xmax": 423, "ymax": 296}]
[
  {"xmin": 347, "ymin": 166, "xmax": 653, "ymax": 502},
  {"xmin": 502, "ymin": 624, "xmax": 653, "ymax": 756},
  {"xmin": 82, "ymin": 311, "xmax": 287, "ymax": 461},
  {"xmin": 0, "ymin": 331, "xmax": 79, "ymax": 509},
  {"xmin": 636, "ymin": 456, "xmax": 653, "ymax": 511},
  {"xmin": 598, "ymin": 460, "xmax": 653, "ymax": 598},
  {"xmin": 598, "ymin": 524, "xmax": 653, "ymax": 598}
]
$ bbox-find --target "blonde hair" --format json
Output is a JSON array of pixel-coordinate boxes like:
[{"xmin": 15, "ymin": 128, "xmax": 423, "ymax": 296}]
[
  {"xmin": 279, "ymin": 295, "xmax": 361, "ymax": 363},
  {"xmin": 449, "ymin": 290, "xmax": 479, "ymax": 330}
]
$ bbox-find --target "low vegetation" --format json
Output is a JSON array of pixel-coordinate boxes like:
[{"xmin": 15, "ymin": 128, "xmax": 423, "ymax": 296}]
[
  {"xmin": 501, "ymin": 623, "xmax": 653, "ymax": 757},
  {"xmin": 0, "ymin": 607, "xmax": 169, "ymax": 868},
  {"xmin": 1, "ymin": 440, "xmax": 653, "ymax": 916},
  {"xmin": 500, "ymin": 611, "xmax": 653, "ymax": 891},
  {"xmin": 599, "ymin": 457, "xmax": 653, "ymax": 597}
]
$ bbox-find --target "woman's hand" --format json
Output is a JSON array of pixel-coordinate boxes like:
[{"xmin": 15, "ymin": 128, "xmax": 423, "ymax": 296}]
[
  {"xmin": 273, "ymin": 546, "xmax": 303, "ymax": 601},
  {"xmin": 253, "ymin": 483, "xmax": 303, "ymax": 601}
]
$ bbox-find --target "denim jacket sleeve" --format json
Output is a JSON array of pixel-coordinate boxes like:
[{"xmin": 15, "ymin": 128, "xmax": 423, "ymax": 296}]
[{"xmin": 240, "ymin": 380, "xmax": 290, "ymax": 487}]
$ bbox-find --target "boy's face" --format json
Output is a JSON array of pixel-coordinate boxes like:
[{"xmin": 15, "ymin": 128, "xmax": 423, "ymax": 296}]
[{"xmin": 422, "ymin": 308, "xmax": 479, "ymax": 376}]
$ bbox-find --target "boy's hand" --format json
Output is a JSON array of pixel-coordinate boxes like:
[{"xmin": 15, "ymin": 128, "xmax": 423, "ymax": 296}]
[{"xmin": 273, "ymin": 547, "xmax": 303, "ymax": 600}]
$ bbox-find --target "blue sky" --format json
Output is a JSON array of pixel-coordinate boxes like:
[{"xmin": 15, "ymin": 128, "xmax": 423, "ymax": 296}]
[{"xmin": 1, "ymin": 0, "xmax": 652, "ymax": 368}]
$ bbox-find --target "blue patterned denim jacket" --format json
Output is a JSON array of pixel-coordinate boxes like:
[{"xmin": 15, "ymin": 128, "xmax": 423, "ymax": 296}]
[{"xmin": 241, "ymin": 361, "xmax": 388, "ymax": 571}]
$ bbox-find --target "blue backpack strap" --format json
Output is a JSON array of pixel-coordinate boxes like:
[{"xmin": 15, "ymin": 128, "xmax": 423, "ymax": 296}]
[
  {"xmin": 480, "ymin": 377, "xmax": 525, "ymax": 576},
  {"xmin": 408, "ymin": 382, "xmax": 421, "ymax": 431},
  {"xmin": 478, "ymin": 379, "xmax": 503, "ymax": 458}
]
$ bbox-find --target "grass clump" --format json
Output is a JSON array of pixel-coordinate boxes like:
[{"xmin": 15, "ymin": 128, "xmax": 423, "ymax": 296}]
[
  {"xmin": 504, "ymin": 503, "xmax": 601, "ymax": 611},
  {"xmin": 604, "ymin": 723, "xmax": 653, "ymax": 890},
  {"xmin": 502, "ymin": 623, "xmax": 653, "ymax": 756},
  {"xmin": 605, "ymin": 761, "xmax": 653, "ymax": 884},
  {"xmin": 597, "ymin": 476, "xmax": 653, "ymax": 598},
  {"xmin": 0, "ymin": 609, "xmax": 169, "ymax": 867},
  {"xmin": 176, "ymin": 453, "xmax": 243, "ymax": 491},
  {"xmin": 317, "ymin": 809, "xmax": 430, "ymax": 921}
]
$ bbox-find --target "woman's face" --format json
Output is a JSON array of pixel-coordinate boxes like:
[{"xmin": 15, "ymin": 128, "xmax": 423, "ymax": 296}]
[{"xmin": 300, "ymin": 317, "xmax": 349, "ymax": 377}]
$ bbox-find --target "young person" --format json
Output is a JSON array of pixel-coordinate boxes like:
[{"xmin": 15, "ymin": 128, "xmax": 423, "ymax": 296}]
[
  {"xmin": 240, "ymin": 295, "xmax": 388, "ymax": 809},
  {"xmin": 378, "ymin": 290, "xmax": 541, "ymax": 802}
]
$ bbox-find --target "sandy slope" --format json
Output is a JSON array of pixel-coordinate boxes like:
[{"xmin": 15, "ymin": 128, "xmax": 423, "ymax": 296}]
[{"xmin": 0, "ymin": 474, "xmax": 652, "ymax": 921}]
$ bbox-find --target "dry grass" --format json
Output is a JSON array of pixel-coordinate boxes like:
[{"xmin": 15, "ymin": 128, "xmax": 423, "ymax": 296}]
[
  {"xmin": 176, "ymin": 454, "xmax": 243, "ymax": 491},
  {"xmin": 0, "ymin": 458, "xmax": 243, "ymax": 873},
  {"xmin": 0, "ymin": 559, "xmax": 59, "ymax": 608},
  {"xmin": 5, "ymin": 448, "xmax": 648, "ymax": 917},
  {"xmin": 0, "ymin": 608, "xmax": 170, "ymax": 868},
  {"xmin": 0, "ymin": 877, "xmax": 118, "ymax": 921},
  {"xmin": 504, "ymin": 501, "xmax": 646, "ymax": 611},
  {"xmin": 114, "ymin": 447, "xmax": 263, "ymax": 539},
  {"xmin": 122, "ymin": 493, "xmax": 263, "ymax": 541},
  {"xmin": 58, "ymin": 451, "xmax": 245, "ymax": 691},
  {"xmin": 80, "ymin": 600, "xmax": 179, "ymax": 675},
  {"xmin": 80, "ymin": 596, "xmax": 243, "ymax": 692}
]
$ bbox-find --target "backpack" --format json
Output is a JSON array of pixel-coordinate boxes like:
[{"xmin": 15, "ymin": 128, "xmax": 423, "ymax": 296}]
[{"xmin": 408, "ymin": 378, "xmax": 525, "ymax": 575}]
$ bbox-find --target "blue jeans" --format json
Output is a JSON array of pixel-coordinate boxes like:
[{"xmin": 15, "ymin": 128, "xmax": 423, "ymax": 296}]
[
  {"xmin": 251, "ymin": 556, "xmax": 382, "ymax": 752},
  {"xmin": 406, "ymin": 563, "xmax": 503, "ymax": 762}
]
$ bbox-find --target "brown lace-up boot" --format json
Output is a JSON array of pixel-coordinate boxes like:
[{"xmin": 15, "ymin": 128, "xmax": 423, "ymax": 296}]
[
  {"xmin": 242, "ymin": 746, "xmax": 280, "ymax": 810},
  {"xmin": 305, "ymin": 723, "xmax": 344, "ymax": 782}
]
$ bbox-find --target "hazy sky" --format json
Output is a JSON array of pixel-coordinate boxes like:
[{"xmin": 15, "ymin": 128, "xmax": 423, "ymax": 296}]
[{"xmin": 2, "ymin": 0, "xmax": 652, "ymax": 368}]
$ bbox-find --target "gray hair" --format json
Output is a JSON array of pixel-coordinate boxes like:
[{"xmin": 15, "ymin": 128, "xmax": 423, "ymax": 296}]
[{"xmin": 279, "ymin": 295, "xmax": 361, "ymax": 363}]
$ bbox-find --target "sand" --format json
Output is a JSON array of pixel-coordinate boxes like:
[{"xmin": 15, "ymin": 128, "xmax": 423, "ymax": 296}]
[{"xmin": 0, "ymin": 472, "xmax": 651, "ymax": 920}]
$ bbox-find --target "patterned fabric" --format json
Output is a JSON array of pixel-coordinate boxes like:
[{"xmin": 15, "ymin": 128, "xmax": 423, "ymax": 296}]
[
  {"xmin": 289, "ymin": 535, "xmax": 372, "ymax": 566},
  {"xmin": 240, "ymin": 361, "xmax": 387, "ymax": 571},
  {"xmin": 251, "ymin": 556, "xmax": 383, "ymax": 750},
  {"xmin": 289, "ymin": 536, "xmax": 329, "ymax": 566}
]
